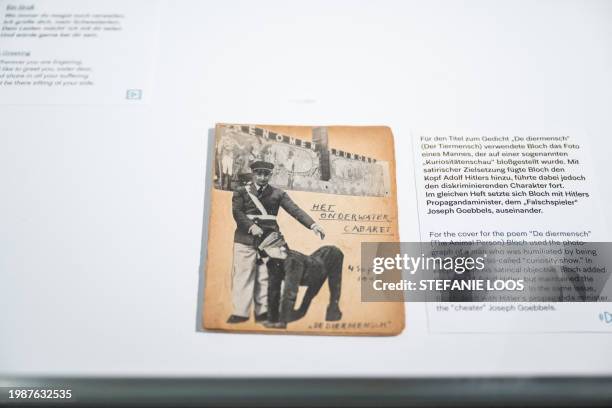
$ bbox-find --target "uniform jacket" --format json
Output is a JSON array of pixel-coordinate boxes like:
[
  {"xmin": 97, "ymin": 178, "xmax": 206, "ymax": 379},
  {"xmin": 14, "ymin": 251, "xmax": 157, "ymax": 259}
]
[{"xmin": 232, "ymin": 183, "xmax": 315, "ymax": 246}]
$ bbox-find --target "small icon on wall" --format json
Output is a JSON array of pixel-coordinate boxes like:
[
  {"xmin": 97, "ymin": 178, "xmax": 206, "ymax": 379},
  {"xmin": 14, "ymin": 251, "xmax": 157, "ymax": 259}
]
[
  {"xmin": 599, "ymin": 311, "xmax": 612, "ymax": 324},
  {"xmin": 126, "ymin": 89, "xmax": 143, "ymax": 100}
]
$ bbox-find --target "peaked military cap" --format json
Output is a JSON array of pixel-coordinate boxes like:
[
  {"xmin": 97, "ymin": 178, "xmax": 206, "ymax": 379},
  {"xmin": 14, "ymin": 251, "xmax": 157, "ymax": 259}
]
[
  {"xmin": 258, "ymin": 231, "xmax": 286, "ymax": 252},
  {"xmin": 250, "ymin": 161, "xmax": 274, "ymax": 172}
]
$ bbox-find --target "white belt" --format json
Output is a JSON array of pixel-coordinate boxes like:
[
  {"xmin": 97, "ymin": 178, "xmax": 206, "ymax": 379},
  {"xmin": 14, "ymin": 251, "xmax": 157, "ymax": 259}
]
[{"xmin": 247, "ymin": 214, "xmax": 277, "ymax": 220}]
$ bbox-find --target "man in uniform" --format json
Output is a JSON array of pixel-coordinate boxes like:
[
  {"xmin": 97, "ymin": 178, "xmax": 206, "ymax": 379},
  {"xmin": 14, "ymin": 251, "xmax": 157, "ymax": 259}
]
[{"xmin": 227, "ymin": 160, "xmax": 325, "ymax": 324}]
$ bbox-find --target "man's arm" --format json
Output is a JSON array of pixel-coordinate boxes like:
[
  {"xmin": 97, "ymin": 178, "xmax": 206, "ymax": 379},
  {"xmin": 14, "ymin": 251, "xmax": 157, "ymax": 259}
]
[
  {"xmin": 280, "ymin": 191, "xmax": 325, "ymax": 238},
  {"xmin": 279, "ymin": 191, "xmax": 315, "ymax": 229},
  {"xmin": 232, "ymin": 190, "xmax": 255, "ymax": 231},
  {"xmin": 279, "ymin": 256, "xmax": 304, "ymax": 322}
]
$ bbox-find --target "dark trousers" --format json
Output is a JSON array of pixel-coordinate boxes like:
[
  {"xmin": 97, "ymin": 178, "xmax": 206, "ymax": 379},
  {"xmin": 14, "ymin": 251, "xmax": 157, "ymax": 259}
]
[{"xmin": 267, "ymin": 259, "xmax": 285, "ymax": 323}]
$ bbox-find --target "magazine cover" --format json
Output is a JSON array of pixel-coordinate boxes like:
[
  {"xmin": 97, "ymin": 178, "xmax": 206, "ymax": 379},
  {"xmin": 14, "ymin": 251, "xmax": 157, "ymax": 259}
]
[{"xmin": 202, "ymin": 123, "xmax": 403, "ymax": 335}]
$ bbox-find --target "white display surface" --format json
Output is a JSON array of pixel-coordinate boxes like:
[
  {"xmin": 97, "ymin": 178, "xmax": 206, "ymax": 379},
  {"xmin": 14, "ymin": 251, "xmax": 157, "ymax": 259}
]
[{"xmin": 1, "ymin": 0, "xmax": 611, "ymax": 376}]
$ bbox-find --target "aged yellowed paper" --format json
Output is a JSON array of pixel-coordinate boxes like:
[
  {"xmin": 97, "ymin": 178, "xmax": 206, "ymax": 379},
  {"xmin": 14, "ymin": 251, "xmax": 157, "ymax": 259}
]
[{"xmin": 203, "ymin": 124, "xmax": 403, "ymax": 335}]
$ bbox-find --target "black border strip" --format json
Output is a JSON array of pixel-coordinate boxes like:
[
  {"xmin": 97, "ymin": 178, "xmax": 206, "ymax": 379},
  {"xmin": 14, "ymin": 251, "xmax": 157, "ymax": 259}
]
[{"xmin": 2, "ymin": 377, "xmax": 612, "ymax": 407}]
